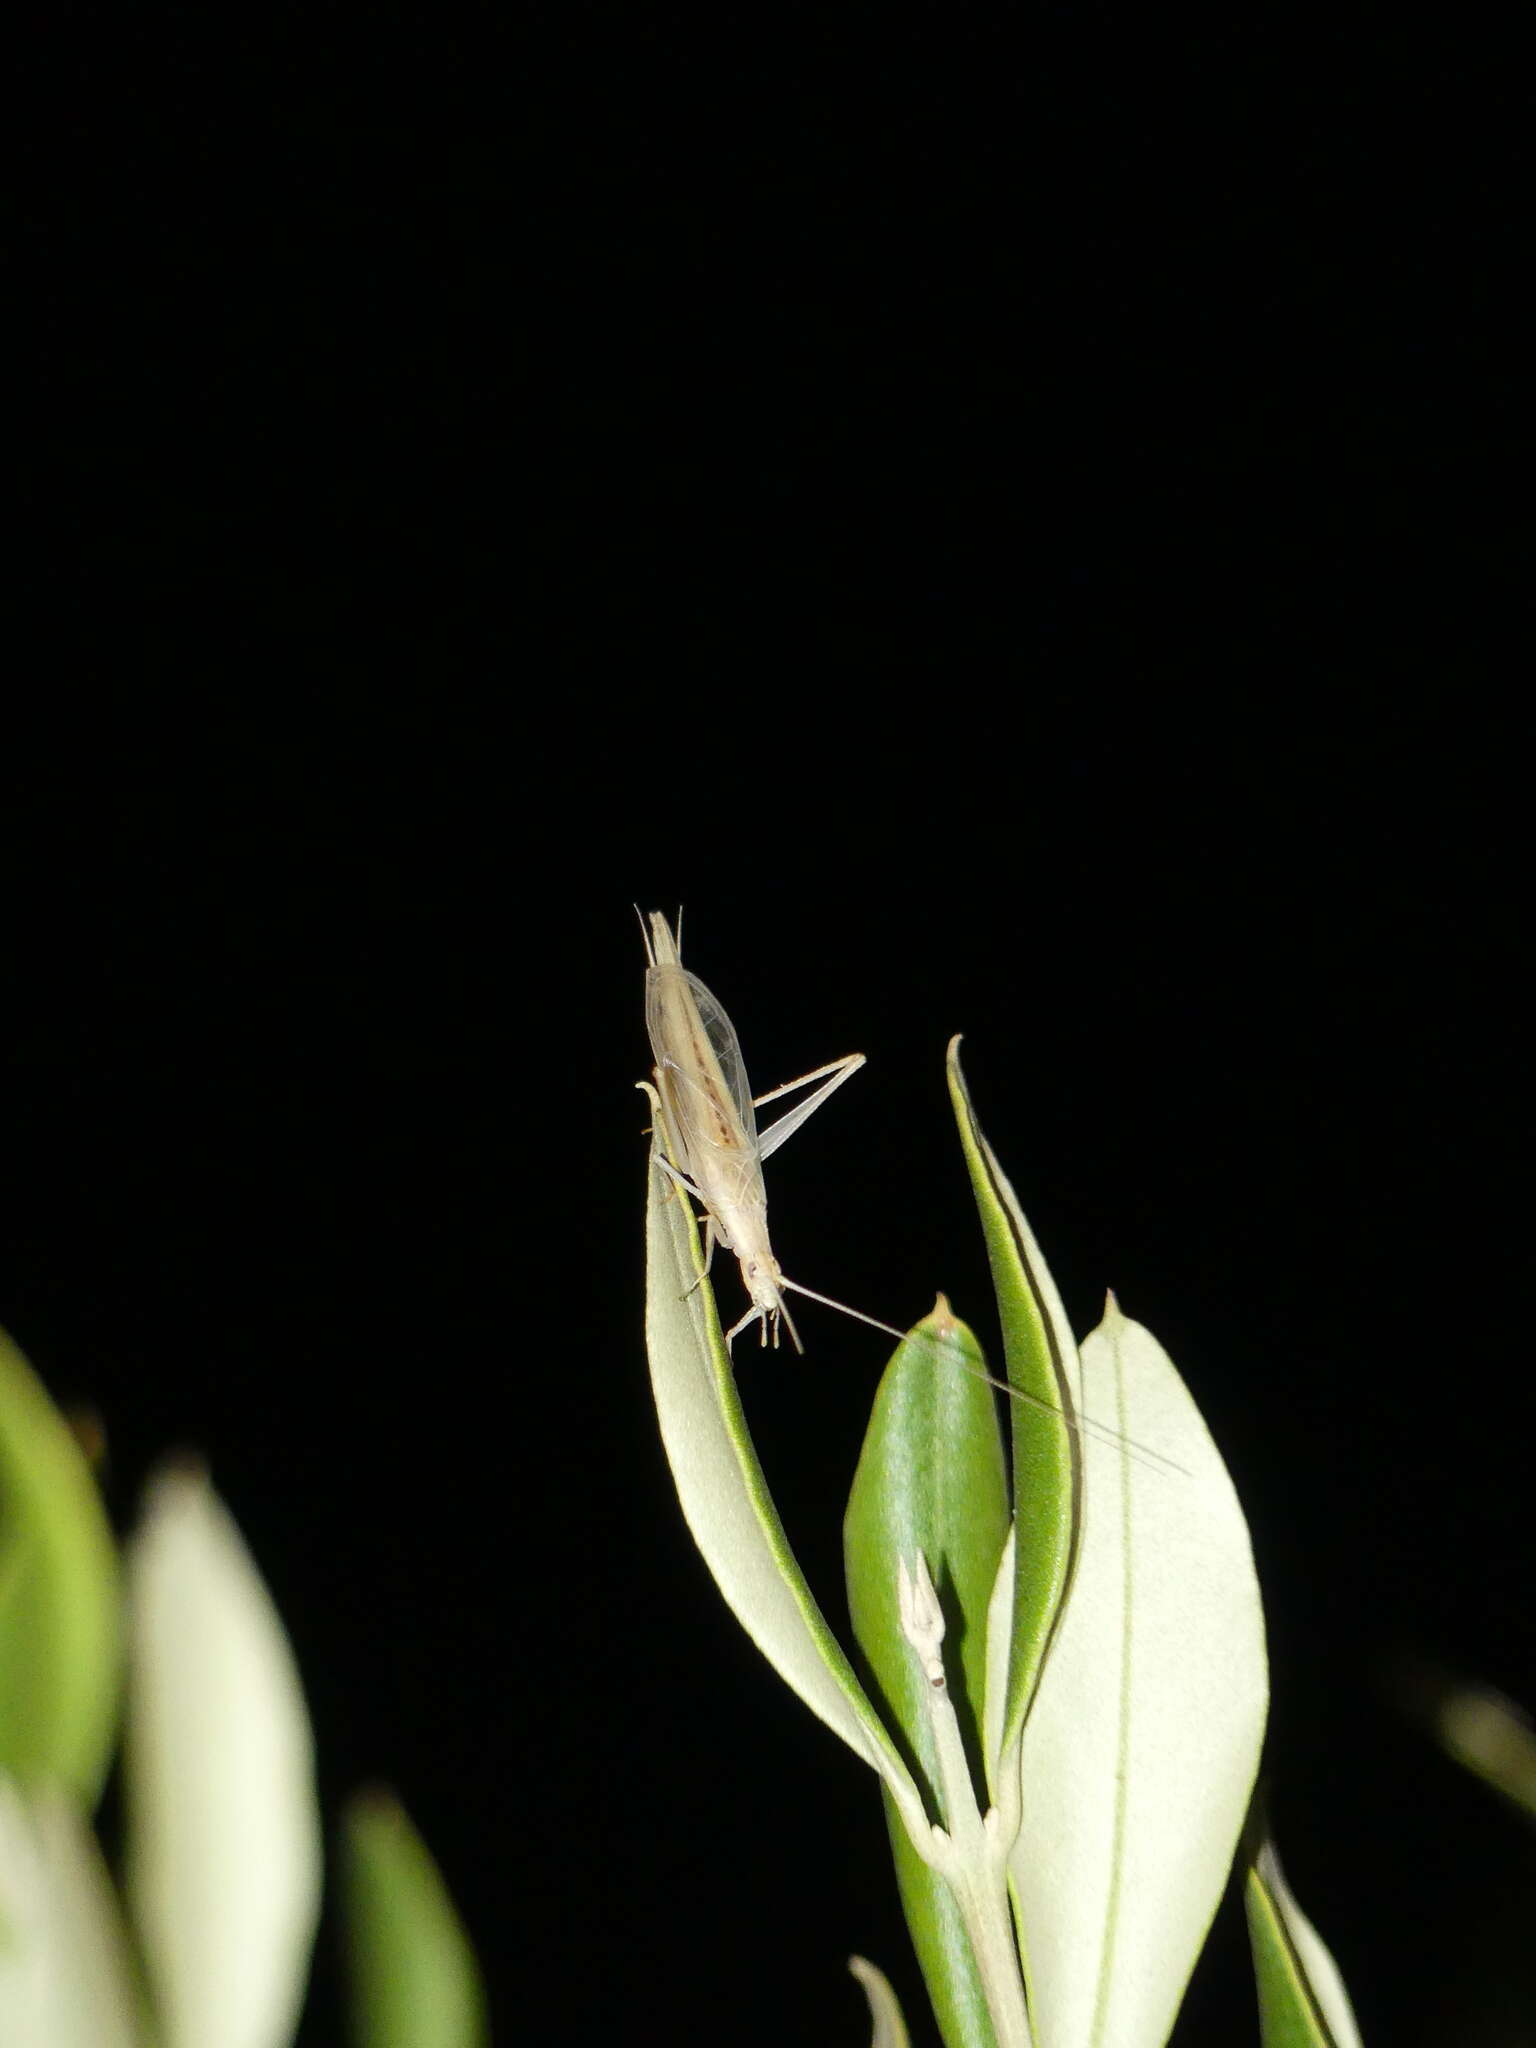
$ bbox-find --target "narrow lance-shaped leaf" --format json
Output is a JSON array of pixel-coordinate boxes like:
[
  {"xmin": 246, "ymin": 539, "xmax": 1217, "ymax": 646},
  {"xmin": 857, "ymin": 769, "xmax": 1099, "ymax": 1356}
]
[
  {"xmin": 981, "ymin": 1529, "xmax": 1017, "ymax": 1799},
  {"xmin": 1010, "ymin": 1299, "xmax": 1268, "ymax": 2047},
  {"xmin": 945, "ymin": 1045, "xmax": 1080, "ymax": 1768},
  {"xmin": 641, "ymin": 1097, "xmax": 932, "ymax": 1848},
  {"xmin": 1245, "ymin": 1837, "xmax": 1364, "ymax": 2048},
  {"xmin": 342, "ymin": 1789, "xmax": 488, "ymax": 2048},
  {"xmin": 0, "ymin": 1328, "xmax": 121, "ymax": 1805},
  {"xmin": 124, "ymin": 1464, "xmax": 322, "ymax": 2048},
  {"xmin": 845, "ymin": 1302, "xmax": 1008, "ymax": 2048}
]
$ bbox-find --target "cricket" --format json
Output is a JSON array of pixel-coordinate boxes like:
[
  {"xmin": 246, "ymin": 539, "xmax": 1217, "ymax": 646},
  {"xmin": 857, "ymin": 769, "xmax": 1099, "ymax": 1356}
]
[
  {"xmin": 638, "ymin": 908, "xmax": 1183, "ymax": 1474},
  {"xmin": 640, "ymin": 906, "xmax": 875, "ymax": 1351}
]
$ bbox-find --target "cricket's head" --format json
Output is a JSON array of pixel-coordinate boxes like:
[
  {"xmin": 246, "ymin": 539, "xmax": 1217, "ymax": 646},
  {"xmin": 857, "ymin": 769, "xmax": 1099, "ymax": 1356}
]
[{"xmin": 742, "ymin": 1253, "xmax": 804, "ymax": 1354}]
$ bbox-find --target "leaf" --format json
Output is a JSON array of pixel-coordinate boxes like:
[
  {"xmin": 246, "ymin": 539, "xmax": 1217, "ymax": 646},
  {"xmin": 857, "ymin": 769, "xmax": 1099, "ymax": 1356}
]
[
  {"xmin": 945, "ymin": 1045, "xmax": 1081, "ymax": 1768},
  {"xmin": 849, "ymin": 1954, "xmax": 913, "ymax": 2048},
  {"xmin": 1404, "ymin": 1663, "xmax": 1536, "ymax": 1825},
  {"xmin": 124, "ymin": 1464, "xmax": 322, "ymax": 2048},
  {"xmin": 1009, "ymin": 1300, "xmax": 1268, "ymax": 2048},
  {"xmin": 982, "ymin": 1529, "xmax": 1016, "ymax": 1795},
  {"xmin": 1245, "ymin": 1838, "xmax": 1363, "ymax": 2048},
  {"xmin": 0, "ymin": 1327, "xmax": 121, "ymax": 1805},
  {"xmin": 341, "ymin": 1789, "xmax": 488, "ymax": 2048},
  {"xmin": 0, "ymin": 1776, "xmax": 147, "ymax": 2048},
  {"xmin": 641, "ymin": 1101, "xmax": 932, "ymax": 1845},
  {"xmin": 844, "ymin": 1302, "xmax": 1008, "ymax": 2048}
]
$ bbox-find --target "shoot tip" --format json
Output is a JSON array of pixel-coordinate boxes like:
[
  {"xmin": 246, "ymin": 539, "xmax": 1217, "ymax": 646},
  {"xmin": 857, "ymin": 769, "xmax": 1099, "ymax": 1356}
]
[{"xmin": 924, "ymin": 1291, "xmax": 959, "ymax": 1337}]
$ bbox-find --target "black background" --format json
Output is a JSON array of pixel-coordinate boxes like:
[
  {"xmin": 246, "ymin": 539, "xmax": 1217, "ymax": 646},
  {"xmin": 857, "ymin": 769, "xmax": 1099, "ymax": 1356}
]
[{"xmin": 12, "ymin": 3, "xmax": 1530, "ymax": 2044}]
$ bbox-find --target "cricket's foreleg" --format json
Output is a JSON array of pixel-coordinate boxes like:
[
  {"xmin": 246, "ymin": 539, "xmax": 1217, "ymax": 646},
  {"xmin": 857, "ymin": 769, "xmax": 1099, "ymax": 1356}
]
[
  {"xmin": 725, "ymin": 1302, "xmax": 767, "ymax": 1348},
  {"xmin": 650, "ymin": 1151, "xmax": 720, "ymax": 1304}
]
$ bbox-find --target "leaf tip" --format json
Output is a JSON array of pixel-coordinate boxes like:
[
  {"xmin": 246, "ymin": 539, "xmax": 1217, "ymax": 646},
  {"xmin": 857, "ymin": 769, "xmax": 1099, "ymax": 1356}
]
[
  {"xmin": 345, "ymin": 1783, "xmax": 407, "ymax": 1833},
  {"xmin": 922, "ymin": 1291, "xmax": 958, "ymax": 1336},
  {"xmin": 66, "ymin": 1404, "xmax": 110, "ymax": 1472},
  {"xmin": 135, "ymin": 1452, "xmax": 214, "ymax": 1525},
  {"xmin": 1097, "ymin": 1288, "xmax": 1129, "ymax": 1337},
  {"xmin": 848, "ymin": 1955, "xmax": 910, "ymax": 2048}
]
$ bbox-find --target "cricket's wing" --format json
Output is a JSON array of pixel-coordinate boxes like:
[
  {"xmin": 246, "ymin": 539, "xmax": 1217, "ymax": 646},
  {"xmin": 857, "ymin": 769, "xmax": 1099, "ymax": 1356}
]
[
  {"xmin": 643, "ymin": 908, "xmax": 682, "ymax": 970},
  {"xmin": 645, "ymin": 961, "xmax": 762, "ymax": 1169}
]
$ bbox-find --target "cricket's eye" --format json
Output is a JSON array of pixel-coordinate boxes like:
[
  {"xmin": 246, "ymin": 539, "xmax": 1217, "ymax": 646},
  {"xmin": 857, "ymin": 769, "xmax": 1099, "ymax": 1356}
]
[{"xmin": 745, "ymin": 1260, "xmax": 759, "ymax": 1277}]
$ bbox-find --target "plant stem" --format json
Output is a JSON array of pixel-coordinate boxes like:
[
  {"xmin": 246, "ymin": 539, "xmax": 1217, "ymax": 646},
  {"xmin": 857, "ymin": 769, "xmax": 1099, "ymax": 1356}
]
[
  {"xmin": 900, "ymin": 1552, "xmax": 1033, "ymax": 2047},
  {"xmin": 953, "ymin": 1859, "xmax": 1033, "ymax": 2048}
]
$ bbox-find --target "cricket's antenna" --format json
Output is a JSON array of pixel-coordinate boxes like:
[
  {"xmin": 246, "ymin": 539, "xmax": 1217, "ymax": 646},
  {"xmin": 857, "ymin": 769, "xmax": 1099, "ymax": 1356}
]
[
  {"xmin": 634, "ymin": 903, "xmax": 656, "ymax": 967},
  {"xmin": 776, "ymin": 1276, "xmax": 1187, "ymax": 1477},
  {"xmin": 950, "ymin": 1349, "xmax": 1189, "ymax": 1478},
  {"xmin": 779, "ymin": 1276, "xmax": 910, "ymax": 1344}
]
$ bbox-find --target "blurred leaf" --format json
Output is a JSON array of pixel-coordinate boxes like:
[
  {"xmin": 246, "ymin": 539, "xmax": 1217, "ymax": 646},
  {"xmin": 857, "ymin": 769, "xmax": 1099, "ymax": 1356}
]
[
  {"xmin": 0, "ymin": 1775, "xmax": 147, "ymax": 2048},
  {"xmin": 341, "ymin": 1790, "xmax": 487, "ymax": 2048},
  {"xmin": 640, "ymin": 1096, "xmax": 931, "ymax": 1842},
  {"xmin": 1010, "ymin": 1300, "xmax": 1268, "ymax": 2046},
  {"xmin": 1438, "ymin": 1683, "xmax": 1536, "ymax": 1824},
  {"xmin": 1394, "ymin": 1658, "xmax": 1536, "ymax": 1826},
  {"xmin": 945, "ymin": 1045, "xmax": 1080, "ymax": 1768},
  {"xmin": 0, "ymin": 1328, "xmax": 121, "ymax": 1805},
  {"xmin": 848, "ymin": 1954, "xmax": 912, "ymax": 2048},
  {"xmin": 124, "ymin": 1465, "xmax": 321, "ymax": 2048},
  {"xmin": 845, "ymin": 1302, "xmax": 1007, "ymax": 2048},
  {"xmin": 1245, "ymin": 1837, "xmax": 1363, "ymax": 2047}
]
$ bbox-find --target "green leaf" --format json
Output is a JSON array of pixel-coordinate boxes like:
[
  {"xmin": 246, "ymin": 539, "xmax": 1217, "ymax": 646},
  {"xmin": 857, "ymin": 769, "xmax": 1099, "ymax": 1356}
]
[
  {"xmin": 641, "ymin": 1097, "xmax": 932, "ymax": 1845},
  {"xmin": 849, "ymin": 1954, "xmax": 913, "ymax": 2048},
  {"xmin": 0, "ymin": 1327, "xmax": 121, "ymax": 1805},
  {"xmin": 124, "ymin": 1465, "xmax": 321, "ymax": 2048},
  {"xmin": 342, "ymin": 1790, "xmax": 488, "ymax": 2048},
  {"xmin": 1403, "ymin": 1663, "xmax": 1536, "ymax": 1825},
  {"xmin": 0, "ymin": 1777, "xmax": 148, "ymax": 2048},
  {"xmin": 945, "ymin": 1044, "xmax": 1080, "ymax": 1768},
  {"xmin": 1245, "ymin": 1838, "xmax": 1363, "ymax": 2048},
  {"xmin": 1010, "ymin": 1300, "xmax": 1268, "ymax": 2046},
  {"xmin": 844, "ymin": 1303, "xmax": 1008, "ymax": 2048}
]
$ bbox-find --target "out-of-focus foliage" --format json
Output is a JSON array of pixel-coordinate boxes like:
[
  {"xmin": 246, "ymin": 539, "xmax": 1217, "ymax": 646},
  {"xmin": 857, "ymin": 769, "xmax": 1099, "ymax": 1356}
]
[
  {"xmin": 0, "ymin": 1329, "xmax": 120, "ymax": 1804},
  {"xmin": 0, "ymin": 1321, "xmax": 484, "ymax": 2048},
  {"xmin": 342, "ymin": 1789, "xmax": 489, "ymax": 2048}
]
